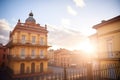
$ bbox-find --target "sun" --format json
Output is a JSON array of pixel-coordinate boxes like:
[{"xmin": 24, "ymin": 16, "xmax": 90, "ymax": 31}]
[{"xmin": 77, "ymin": 39, "xmax": 95, "ymax": 57}]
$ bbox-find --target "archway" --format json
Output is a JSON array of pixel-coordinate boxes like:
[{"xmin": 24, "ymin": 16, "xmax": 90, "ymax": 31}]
[
  {"xmin": 31, "ymin": 63, "xmax": 35, "ymax": 73},
  {"xmin": 40, "ymin": 63, "xmax": 43, "ymax": 73},
  {"xmin": 20, "ymin": 63, "xmax": 25, "ymax": 74}
]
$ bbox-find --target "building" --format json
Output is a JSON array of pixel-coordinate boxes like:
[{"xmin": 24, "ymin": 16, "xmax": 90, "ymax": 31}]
[
  {"xmin": 89, "ymin": 15, "xmax": 120, "ymax": 79},
  {"xmin": 70, "ymin": 50, "xmax": 89, "ymax": 67},
  {"xmin": 49, "ymin": 49, "xmax": 89, "ymax": 68},
  {"xmin": 54, "ymin": 49, "xmax": 71, "ymax": 67},
  {"xmin": 0, "ymin": 43, "xmax": 9, "ymax": 67},
  {"xmin": 48, "ymin": 49, "xmax": 54, "ymax": 65},
  {"xmin": 6, "ymin": 12, "xmax": 49, "ymax": 79},
  {"xmin": 91, "ymin": 15, "xmax": 120, "ymax": 63}
]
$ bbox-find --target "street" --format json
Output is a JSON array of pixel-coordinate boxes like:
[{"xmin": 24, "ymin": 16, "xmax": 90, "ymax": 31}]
[{"xmin": 48, "ymin": 66, "xmax": 86, "ymax": 73}]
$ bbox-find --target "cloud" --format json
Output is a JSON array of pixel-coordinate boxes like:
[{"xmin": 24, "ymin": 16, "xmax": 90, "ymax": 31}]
[
  {"xmin": 67, "ymin": 5, "xmax": 77, "ymax": 16},
  {"xmin": 73, "ymin": 0, "xmax": 85, "ymax": 8},
  {"xmin": 61, "ymin": 18, "xmax": 70, "ymax": 26},
  {"xmin": 47, "ymin": 24, "xmax": 86, "ymax": 50},
  {"xmin": 0, "ymin": 19, "xmax": 11, "ymax": 45}
]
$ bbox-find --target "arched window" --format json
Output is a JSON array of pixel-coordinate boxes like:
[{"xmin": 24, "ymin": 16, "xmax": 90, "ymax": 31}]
[
  {"xmin": 31, "ymin": 63, "xmax": 35, "ymax": 73},
  {"xmin": 40, "ymin": 63, "xmax": 43, "ymax": 73},
  {"xmin": 20, "ymin": 63, "xmax": 25, "ymax": 74}
]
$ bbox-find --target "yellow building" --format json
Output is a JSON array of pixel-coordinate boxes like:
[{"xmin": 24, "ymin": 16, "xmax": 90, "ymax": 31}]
[
  {"xmin": 48, "ymin": 49, "xmax": 54, "ymax": 65},
  {"xmin": 71, "ymin": 50, "xmax": 89, "ymax": 67},
  {"xmin": 7, "ymin": 12, "xmax": 49, "ymax": 79},
  {"xmin": 54, "ymin": 49, "xmax": 71, "ymax": 67},
  {"xmin": 90, "ymin": 15, "xmax": 120, "ymax": 79},
  {"xmin": 92, "ymin": 15, "xmax": 120, "ymax": 63}
]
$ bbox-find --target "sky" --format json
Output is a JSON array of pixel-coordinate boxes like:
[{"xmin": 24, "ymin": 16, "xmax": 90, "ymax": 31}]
[{"xmin": 0, "ymin": 0, "xmax": 120, "ymax": 50}]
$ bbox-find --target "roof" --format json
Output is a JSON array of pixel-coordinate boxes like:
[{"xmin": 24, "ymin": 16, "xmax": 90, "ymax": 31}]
[
  {"xmin": 93, "ymin": 15, "xmax": 120, "ymax": 29},
  {"xmin": 25, "ymin": 12, "xmax": 36, "ymax": 23}
]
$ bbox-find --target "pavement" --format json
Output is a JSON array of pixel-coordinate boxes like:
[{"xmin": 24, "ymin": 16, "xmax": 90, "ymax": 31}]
[{"xmin": 48, "ymin": 66, "xmax": 85, "ymax": 73}]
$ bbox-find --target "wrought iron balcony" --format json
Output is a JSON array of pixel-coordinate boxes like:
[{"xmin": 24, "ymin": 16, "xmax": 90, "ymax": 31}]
[
  {"xmin": 13, "ymin": 72, "xmax": 46, "ymax": 78},
  {"xmin": 7, "ymin": 39, "xmax": 50, "ymax": 48},
  {"xmin": 8, "ymin": 55, "xmax": 49, "ymax": 61}
]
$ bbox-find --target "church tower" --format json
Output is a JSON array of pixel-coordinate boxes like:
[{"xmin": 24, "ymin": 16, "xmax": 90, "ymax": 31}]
[{"xmin": 7, "ymin": 12, "xmax": 49, "ymax": 79}]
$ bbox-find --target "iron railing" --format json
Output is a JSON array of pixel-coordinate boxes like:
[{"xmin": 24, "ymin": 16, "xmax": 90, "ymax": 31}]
[
  {"xmin": 12, "ymin": 63, "xmax": 120, "ymax": 80},
  {"xmin": 8, "ymin": 55, "xmax": 48, "ymax": 61},
  {"xmin": 7, "ymin": 39, "xmax": 50, "ymax": 48}
]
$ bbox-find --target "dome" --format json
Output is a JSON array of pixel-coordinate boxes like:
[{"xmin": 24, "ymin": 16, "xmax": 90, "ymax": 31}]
[
  {"xmin": 29, "ymin": 12, "xmax": 33, "ymax": 16},
  {"xmin": 25, "ymin": 17, "xmax": 36, "ymax": 23},
  {"xmin": 25, "ymin": 12, "xmax": 36, "ymax": 23}
]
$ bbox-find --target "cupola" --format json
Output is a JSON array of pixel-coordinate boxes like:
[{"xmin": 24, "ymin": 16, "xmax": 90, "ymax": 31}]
[{"xmin": 25, "ymin": 11, "xmax": 36, "ymax": 24}]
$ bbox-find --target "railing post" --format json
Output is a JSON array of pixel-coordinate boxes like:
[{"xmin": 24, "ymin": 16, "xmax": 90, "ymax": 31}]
[
  {"xmin": 64, "ymin": 66, "xmax": 67, "ymax": 80},
  {"xmin": 87, "ymin": 62, "xmax": 93, "ymax": 80}
]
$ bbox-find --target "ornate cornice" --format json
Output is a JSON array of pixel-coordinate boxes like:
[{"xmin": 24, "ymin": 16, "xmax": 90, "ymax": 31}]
[{"xmin": 11, "ymin": 23, "xmax": 48, "ymax": 36}]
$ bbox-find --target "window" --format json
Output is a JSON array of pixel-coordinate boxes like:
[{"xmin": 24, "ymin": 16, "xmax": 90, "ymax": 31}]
[
  {"xmin": 31, "ymin": 49, "xmax": 35, "ymax": 58},
  {"xmin": 40, "ymin": 50, "xmax": 44, "ymax": 58},
  {"xmin": 107, "ymin": 39, "xmax": 113, "ymax": 58},
  {"xmin": 40, "ymin": 37, "xmax": 44, "ymax": 45},
  {"xmin": 22, "ymin": 35, "xmax": 26, "ymax": 43},
  {"xmin": 21, "ymin": 48, "xmax": 25, "ymax": 59},
  {"xmin": 32, "ymin": 36, "xmax": 36, "ymax": 44}
]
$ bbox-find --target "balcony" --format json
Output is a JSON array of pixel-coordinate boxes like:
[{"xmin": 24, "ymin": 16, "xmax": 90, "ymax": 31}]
[
  {"xmin": 7, "ymin": 39, "xmax": 50, "ymax": 48},
  {"xmin": 97, "ymin": 51, "xmax": 120, "ymax": 58},
  {"xmin": 8, "ymin": 55, "xmax": 49, "ymax": 61},
  {"xmin": 12, "ymin": 72, "xmax": 47, "ymax": 78}
]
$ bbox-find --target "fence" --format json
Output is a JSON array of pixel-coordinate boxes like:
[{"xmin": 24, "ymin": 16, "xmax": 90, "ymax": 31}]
[
  {"xmin": 14, "ymin": 63, "xmax": 120, "ymax": 80},
  {"xmin": 93, "ymin": 63, "xmax": 120, "ymax": 80}
]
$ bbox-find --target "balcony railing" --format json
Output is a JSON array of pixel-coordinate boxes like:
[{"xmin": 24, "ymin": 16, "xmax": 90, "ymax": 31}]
[
  {"xmin": 7, "ymin": 39, "xmax": 50, "ymax": 47},
  {"xmin": 13, "ymin": 71, "xmax": 48, "ymax": 78},
  {"xmin": 98, "ymin": 51, "xmax": 120, "ymax": 58},
  {"xmin": 8, "ymin": 55, "xmax": 48, "ymax": 61}
]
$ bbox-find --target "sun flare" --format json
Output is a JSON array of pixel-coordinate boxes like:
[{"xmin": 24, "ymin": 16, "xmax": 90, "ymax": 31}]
[{"xmin": 78, "ymin": 39, "xmax": 95, "ymax": 57}]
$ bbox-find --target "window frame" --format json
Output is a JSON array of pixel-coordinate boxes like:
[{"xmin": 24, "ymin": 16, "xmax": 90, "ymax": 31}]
[
  {"xmin": 31, "ymin": 49, "xmax": 35, "ymax": 58},
  {"xmin": 40, "ymin": 37, "xmax": 44, "ymax": 45},
  {"xmin": 40, "ymin": 50, "xmax": 44, "ymax": 58},
  {"xmin": 21, "ymin": 35, "xmax": 26, "ymax": 44},
  {"xmin": 21, "ymin": 48, "xmax": 25, "ymax": 59},
  {"xmin": 32, "ymin": 36, "xmax": 36, "ymax": 44},
  {"xmin": 107, "ymin": 39, "xmax": 113, "ymax": 58}
]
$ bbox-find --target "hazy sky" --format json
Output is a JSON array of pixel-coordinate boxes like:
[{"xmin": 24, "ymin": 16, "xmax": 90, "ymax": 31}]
[{"xmin": 0, "ymin": 0, "xmax": 120, "ymax": 50}]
